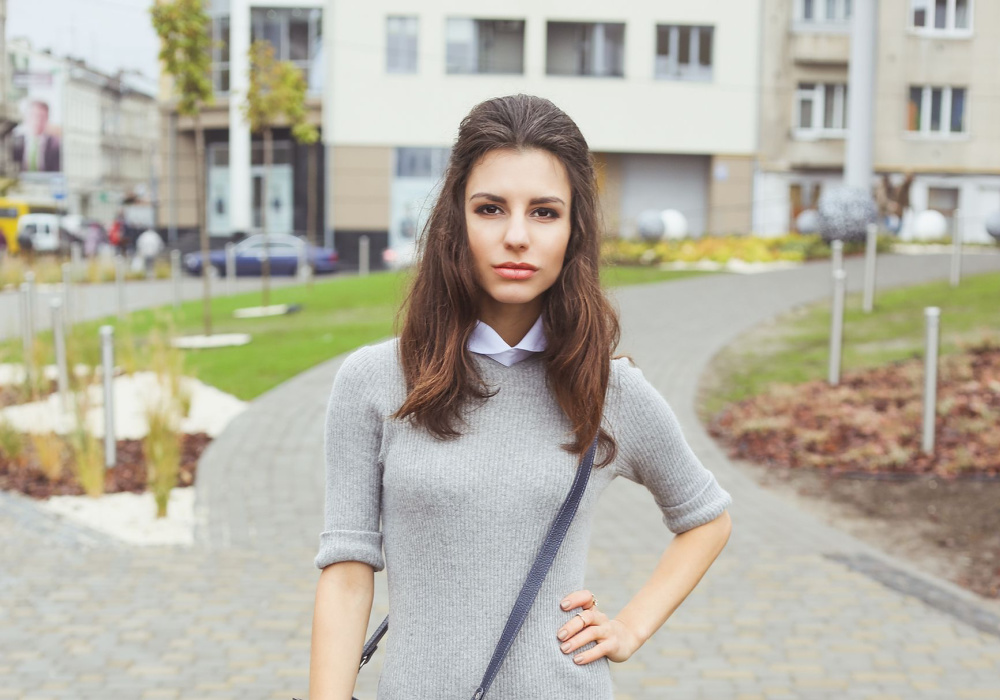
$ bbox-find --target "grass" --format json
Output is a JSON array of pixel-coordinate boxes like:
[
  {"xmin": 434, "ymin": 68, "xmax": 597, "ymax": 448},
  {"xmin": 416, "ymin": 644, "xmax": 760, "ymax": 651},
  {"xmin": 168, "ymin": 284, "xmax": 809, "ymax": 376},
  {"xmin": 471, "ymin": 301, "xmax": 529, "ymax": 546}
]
[
  {"xmin": 698, "ymin": 270, "xmax": 1000, "ymax": 420},
  {"xmin": 0, "ymin": 264, "xmax": 713, "ymax": 401}
]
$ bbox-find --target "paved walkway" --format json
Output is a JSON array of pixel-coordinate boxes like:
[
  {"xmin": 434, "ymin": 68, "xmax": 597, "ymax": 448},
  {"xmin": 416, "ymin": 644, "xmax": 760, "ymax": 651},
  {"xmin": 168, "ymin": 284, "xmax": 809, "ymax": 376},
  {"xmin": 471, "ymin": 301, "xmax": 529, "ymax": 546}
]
[{"xmin": 3, "ymin": 252, "xmax": 1000, "ymax": 699}]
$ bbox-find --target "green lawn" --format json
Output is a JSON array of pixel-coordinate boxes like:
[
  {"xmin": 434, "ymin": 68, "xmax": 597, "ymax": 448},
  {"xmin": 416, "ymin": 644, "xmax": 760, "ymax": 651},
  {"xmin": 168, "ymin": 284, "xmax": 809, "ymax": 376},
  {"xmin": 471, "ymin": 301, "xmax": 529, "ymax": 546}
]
[
  {"xmin": 4, "ymin": 265, "xmax": 715, "ymax": 401},
  {"xmin": 699, "ymin": 270, "xmax": 1000, "ymax": 420}
]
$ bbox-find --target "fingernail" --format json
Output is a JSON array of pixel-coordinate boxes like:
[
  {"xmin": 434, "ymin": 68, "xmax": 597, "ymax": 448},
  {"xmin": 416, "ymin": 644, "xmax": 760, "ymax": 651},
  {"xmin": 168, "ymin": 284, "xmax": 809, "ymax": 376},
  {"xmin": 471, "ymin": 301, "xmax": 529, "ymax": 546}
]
[
  {"xmin": 558, "ymin": 630, "xmax": 567, "ymax": 640},
  {"xmin": 574, "ymin": 655, "xmax": 584, "ymax": 663},
  {"xmin": 561, "ymin": 600, "xmax": 570, "ymax": 609},
  {"xmin": 561, "ymin": 642, "xmax": 570, "ymax": 652}
]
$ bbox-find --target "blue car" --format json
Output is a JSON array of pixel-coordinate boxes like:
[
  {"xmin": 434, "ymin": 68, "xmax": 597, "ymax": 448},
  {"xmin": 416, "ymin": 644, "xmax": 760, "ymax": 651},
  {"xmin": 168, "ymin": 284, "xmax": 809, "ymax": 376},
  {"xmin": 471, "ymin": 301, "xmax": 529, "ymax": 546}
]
[{"xmin": 183, "ymin": 233, "xmax": 339, "ymax": 277}]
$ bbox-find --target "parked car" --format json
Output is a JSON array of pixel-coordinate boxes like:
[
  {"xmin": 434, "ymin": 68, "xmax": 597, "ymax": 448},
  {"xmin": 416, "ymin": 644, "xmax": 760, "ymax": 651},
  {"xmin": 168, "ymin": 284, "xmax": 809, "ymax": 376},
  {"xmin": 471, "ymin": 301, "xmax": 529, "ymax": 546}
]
[
  {"xmin": 15, "ymin": 213, "xmax": 75, "ymax": 255},
  {"xmin": 183, "ymin": 233, "xmax": 339, "ymax": 277}
]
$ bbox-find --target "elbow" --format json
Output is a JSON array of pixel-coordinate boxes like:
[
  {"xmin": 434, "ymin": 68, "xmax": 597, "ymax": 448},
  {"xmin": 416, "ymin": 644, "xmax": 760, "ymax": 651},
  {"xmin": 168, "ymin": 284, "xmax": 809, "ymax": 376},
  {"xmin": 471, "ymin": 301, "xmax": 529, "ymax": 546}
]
[{"xmin": 714, "ymin": 509, "xmax": 733, "ymax": 549}]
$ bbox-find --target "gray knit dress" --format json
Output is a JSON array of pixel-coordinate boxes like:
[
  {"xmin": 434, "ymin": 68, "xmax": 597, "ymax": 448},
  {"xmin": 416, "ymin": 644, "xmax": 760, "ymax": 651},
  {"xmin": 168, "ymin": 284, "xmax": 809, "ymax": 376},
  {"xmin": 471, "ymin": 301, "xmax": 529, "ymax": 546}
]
[{"xmin": 315, "ymin": 337, "xmax": 732, "ymax": 699}]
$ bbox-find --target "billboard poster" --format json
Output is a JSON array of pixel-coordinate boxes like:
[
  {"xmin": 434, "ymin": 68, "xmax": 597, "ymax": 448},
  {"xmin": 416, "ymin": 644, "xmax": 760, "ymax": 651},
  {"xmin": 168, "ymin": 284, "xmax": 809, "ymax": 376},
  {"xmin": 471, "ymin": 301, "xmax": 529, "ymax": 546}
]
[{"xmin": 9, "ymin": 55, "xmax": 64, "ymax": 179}]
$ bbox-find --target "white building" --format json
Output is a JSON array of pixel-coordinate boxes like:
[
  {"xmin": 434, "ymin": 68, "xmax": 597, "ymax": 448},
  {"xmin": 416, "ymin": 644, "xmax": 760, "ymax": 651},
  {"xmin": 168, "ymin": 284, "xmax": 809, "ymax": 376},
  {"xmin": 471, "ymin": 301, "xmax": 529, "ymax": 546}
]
[
  {"xmin": 5, "ymin": 38, "xmax": 159, "ymax": 225},
  {"xmin": 159, "ymin": 0, "xmax": 764, "ymax": 267}
]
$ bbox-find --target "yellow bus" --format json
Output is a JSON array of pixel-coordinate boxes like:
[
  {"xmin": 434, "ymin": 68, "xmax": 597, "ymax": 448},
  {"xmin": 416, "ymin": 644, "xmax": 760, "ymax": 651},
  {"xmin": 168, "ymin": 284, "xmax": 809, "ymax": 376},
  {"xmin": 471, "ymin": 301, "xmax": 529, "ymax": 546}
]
[{"xmin": 0, "ymin": 198, "xmax": 60, "ymax": 253}]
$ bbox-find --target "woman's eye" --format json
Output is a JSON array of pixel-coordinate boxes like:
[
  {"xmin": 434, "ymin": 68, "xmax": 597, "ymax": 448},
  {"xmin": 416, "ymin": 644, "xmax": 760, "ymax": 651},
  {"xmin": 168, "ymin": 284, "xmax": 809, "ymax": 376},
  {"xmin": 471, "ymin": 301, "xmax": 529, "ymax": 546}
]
[
  {"xmin": 477, "ymin": 205, "xmax": 501, "ymax": 215},
  {"xmin": 534, "ymin": 208, "xmax": 558, "ymax": 219}
]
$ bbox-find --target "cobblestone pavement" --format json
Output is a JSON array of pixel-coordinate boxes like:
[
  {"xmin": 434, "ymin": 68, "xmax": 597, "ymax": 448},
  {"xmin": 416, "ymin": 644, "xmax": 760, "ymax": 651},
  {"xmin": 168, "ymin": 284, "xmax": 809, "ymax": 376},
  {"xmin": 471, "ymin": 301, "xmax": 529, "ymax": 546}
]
[{"xmin": 3, "ymin": 253, "xmax": 1000, "ymax": 699}]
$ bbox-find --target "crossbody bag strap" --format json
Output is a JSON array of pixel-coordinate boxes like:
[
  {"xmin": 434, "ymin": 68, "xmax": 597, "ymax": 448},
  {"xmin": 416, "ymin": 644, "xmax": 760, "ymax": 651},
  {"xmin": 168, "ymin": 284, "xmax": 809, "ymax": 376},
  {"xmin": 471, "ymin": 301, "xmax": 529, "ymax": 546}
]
[
  {"xmin": 353, "ymin": 432, "xmax": 600, "ymax": 698},
  {"xmin": 470, "ymin": 432, "xmax": 600, "ymax": 700}
]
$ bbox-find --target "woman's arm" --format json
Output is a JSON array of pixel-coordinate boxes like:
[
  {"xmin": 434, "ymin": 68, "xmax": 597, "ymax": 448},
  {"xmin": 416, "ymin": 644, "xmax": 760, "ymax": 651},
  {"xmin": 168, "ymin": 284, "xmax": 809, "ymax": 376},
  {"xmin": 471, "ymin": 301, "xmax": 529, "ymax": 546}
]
[
  {"xmin": 309, "ymin": 561, "xmax": 376, "ymax": 700},
  {"xmin": 557, "ymin": 510, "xmax": 732, "ymax": 664}
]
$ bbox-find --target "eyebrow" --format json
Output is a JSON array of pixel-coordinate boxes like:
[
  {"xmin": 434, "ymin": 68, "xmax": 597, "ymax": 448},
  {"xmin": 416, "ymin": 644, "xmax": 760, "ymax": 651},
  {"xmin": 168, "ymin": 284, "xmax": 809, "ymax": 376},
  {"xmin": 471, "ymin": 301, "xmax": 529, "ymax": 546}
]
[{"xmin": 468, "ymin": 193, "xmax": 567, "ymax": 207}]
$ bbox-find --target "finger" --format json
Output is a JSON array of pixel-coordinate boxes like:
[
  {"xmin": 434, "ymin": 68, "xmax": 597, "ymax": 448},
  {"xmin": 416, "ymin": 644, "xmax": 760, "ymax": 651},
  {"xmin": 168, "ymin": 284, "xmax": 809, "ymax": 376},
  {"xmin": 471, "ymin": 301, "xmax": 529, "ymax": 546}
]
[
  {"xmin": 559, "ymin": 589, "xmax": 593, "ymax": 611},
  {"xmin": 572, "ymin": 637, "xmax": 615, "ymax": 665},
  {"xmin": 559, "ymin": 623, "xmax": 601, "ymax": 655}
]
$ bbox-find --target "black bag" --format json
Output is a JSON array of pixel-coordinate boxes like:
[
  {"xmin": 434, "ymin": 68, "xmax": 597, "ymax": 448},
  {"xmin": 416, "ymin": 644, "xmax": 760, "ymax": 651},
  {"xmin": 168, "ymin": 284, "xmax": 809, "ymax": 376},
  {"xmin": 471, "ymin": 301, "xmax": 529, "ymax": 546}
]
[{"xmin": 298, "ymin": 432, "xmax": 600, "ymax": 700}]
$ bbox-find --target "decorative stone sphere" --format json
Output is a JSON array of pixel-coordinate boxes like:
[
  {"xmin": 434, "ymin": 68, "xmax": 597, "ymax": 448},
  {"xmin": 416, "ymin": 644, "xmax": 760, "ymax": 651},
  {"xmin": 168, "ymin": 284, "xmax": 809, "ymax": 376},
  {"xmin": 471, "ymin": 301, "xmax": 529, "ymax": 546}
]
[
  {"xmin": 636, "ymin": 209, "xmax": 666, "ymax": 241},
  {"xmin": 985, "ymin": 210, "xmax": 1000, "ymax": 242},
  {"xmin": 913, "ymin": 210, "xmax": 948, "ymax": 241},
  {"xmin": 795, "ymin": 209, "xmax": 820, "ymax": 234},
  {"xmin": 660, "ymin": 209, "xmax": 689, "ymax": 240},
  {"xmin": 817, "ymin": 186, "xmax": 878, "ymax": 243}
]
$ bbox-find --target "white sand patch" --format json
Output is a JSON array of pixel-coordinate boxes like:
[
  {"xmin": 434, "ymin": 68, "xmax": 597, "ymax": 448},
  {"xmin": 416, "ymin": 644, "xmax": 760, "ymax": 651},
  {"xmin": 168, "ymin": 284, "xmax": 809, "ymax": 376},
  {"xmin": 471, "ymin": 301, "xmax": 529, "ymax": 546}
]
[
  {"xmin": 39, "ymin": 487, "xmax": 195, "ymax": 546},
  {"xmin": 0, "ymin": 371, "xmax": 246, "ymax": 439},
  {"xmin": 171, "ymin": 333, "xmax": 252, "ymax": 349},
  {"xmin": 0, "ymin": 363, "xmax": 94, "ymax": 386}
]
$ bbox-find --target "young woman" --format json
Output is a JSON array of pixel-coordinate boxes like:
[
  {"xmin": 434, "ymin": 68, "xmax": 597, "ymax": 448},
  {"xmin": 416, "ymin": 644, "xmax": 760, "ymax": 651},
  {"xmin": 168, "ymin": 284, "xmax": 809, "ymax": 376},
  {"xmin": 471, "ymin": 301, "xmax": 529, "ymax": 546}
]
[{"xmin": 308, "ymin": 94, "xmax": 732, "ymax": 699}]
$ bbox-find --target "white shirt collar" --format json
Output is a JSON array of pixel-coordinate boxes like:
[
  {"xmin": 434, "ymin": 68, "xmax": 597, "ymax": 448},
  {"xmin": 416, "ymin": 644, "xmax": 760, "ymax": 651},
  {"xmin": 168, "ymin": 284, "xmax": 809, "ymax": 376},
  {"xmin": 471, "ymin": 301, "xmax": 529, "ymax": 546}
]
[{"xmin": 468, "ymin": 314, "xmax": 547, "ymax": 367}]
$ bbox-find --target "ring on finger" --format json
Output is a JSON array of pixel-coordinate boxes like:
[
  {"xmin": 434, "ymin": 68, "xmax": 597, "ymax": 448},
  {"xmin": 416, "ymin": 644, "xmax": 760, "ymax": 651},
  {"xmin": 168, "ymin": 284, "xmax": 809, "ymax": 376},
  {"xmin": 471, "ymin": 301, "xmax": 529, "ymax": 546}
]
[{"xmin": 574, "ymin": 611, "xmax": 587, "ymax": 628}]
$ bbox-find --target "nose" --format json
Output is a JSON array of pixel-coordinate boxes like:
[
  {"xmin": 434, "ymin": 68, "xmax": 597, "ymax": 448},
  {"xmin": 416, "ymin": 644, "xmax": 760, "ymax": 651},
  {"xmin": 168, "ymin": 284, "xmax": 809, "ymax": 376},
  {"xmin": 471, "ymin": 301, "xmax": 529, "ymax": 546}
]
[{"xmin": 503, "ymin": 211, "xmax": 529, "ymax": 250}]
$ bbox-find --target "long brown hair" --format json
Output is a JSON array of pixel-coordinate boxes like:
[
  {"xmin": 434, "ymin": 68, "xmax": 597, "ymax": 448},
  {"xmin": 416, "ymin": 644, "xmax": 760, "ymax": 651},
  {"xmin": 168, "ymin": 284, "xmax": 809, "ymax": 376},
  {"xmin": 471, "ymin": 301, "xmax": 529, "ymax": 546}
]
[{"xmin": 392, "ymin": 94, "xmax": 621, "ymax": 468}]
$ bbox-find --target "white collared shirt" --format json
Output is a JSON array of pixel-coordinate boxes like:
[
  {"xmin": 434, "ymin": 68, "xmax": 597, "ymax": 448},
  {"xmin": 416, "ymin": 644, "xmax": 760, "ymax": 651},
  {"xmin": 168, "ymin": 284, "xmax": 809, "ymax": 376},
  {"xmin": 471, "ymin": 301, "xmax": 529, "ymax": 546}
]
[{"xmin": 468, "ymin": 314, "xmax": 547, "ymax": 367}]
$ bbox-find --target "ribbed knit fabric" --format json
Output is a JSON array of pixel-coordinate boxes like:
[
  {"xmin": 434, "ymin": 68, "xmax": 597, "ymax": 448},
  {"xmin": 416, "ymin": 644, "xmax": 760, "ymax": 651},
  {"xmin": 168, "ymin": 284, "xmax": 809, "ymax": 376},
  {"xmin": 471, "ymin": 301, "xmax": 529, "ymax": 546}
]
[{"xmin": 315, "ymin": 337, "xmax": 732, "ymax": 699}]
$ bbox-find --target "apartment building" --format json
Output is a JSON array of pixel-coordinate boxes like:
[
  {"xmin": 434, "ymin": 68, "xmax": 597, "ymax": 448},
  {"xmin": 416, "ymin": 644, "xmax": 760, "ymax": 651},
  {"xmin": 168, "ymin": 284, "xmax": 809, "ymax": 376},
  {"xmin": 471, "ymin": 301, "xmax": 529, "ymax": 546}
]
[
  {"xmin": 157, "ymin": 1, "xmax": 763, "ymax": 266},
  {"xmin": 754, "ymin": 0, "xmax": 1000, "ymax": 242},
  {"xmin": 4, "ymin": 38, "xmax": 159, "ymax": 223}
]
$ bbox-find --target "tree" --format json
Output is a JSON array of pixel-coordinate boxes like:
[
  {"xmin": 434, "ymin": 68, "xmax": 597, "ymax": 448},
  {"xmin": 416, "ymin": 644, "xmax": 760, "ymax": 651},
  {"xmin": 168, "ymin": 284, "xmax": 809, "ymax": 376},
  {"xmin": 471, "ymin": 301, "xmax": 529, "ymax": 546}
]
[
  {"xmin": 150, "ymin": 0, "xmax": 215, "ymax": 336},
  {"xmin": 242, "ymin": 40, "xmax": 319, "ymax": 306}
]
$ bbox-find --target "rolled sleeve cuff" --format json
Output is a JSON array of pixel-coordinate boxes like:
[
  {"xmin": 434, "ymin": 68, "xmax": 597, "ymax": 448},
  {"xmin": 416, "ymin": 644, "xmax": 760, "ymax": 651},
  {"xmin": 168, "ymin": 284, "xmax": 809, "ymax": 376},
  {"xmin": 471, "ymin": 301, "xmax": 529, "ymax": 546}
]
[
  {"xmin": 314, "ymin": 529, "xmax": 385, "ymax": 571},
  {"xmin": 659, "ymin": 478, "xmax": 732, "ymax": 534}
]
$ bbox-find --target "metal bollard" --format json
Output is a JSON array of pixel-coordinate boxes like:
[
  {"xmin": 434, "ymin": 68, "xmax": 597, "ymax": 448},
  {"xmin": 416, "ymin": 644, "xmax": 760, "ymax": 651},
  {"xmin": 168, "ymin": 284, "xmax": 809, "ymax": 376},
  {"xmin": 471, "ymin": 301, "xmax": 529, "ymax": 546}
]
[
  {"xmin": 171, "ymin": 249, "xmax": 181, "ymax": 310},
  {"xmin": 61, "ymin": 262, "xmax": 73, "ymax": 325},
  {"xmin": 359, "ymin": 234, "xmax": 370, "ymax": 277},
  {"xmin": 225, "ymin": 242, "xmax": 236, "ymax": 296},
  {"xmin": 100, "ymin": 325, "xmax": 116, "ymax": 468},
  {"xmin": 24, "ymin": 270, "xmax": 37, "ymax": 333},
  {"xmin": 828, "ymin": 268, "xmax": 847, "ymax": 386},
  {"xmin": 862, "ymin": 222, "xmax": 878, "ymax": 313},
  {"xmin": 70, "ymin": 242, "xmax": 82, "ymax": 281},
  {"xmin": 51, "ymin": 298, "xmax": 69, "ymax": 410},
  {"xmin": 949, "ymin": 209, "xmax": 963, "ymax": 288},
  {"xmin": 297, "ymin": 239, "xmax": 310, "ymax": 281},
  {"xmin": 922, "ymin": 307, "xmax": 941, "ymax": 455},
  {"xmin": 115, "ymin": 255, "xmax": 126, "ymax": 320},
  {"xmin": 831, "ymin": 239, "xmax": 844, "ymax": 275},
  {"xmin": 20, "ymin": 283, "xmax": 34, "ymax": 371}
]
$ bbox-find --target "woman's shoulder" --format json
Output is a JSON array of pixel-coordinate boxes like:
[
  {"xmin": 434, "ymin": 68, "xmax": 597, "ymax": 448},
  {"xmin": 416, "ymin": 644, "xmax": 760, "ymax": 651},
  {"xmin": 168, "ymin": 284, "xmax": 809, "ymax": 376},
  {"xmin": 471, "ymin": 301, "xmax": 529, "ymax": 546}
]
[{"xmin": 333, "ymin": 337, "xmax": 405, "ymax": 408}]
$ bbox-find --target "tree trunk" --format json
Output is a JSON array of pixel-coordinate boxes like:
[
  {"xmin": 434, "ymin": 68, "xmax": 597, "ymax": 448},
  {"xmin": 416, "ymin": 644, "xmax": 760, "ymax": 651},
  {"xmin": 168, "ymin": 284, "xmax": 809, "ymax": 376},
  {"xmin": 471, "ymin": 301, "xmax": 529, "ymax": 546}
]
[
  {"xmin": 306, "ymin": 141, "xmax": 317, "ymax": 291},
  {"xmin": 262, "ymin": 126, "xmax": 272, "ymax": 307},
  {"xmin": 194, "ymin": 111, "xmax": 211, "ymax": 336}
]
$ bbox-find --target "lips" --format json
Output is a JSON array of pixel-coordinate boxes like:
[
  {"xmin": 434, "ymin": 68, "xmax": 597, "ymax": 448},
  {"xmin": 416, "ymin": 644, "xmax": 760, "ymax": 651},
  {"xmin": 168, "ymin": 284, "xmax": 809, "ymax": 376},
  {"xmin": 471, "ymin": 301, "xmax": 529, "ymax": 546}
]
[{"xmin": 494, "ymin": 262, "xmax": 538, "ymax": 270}]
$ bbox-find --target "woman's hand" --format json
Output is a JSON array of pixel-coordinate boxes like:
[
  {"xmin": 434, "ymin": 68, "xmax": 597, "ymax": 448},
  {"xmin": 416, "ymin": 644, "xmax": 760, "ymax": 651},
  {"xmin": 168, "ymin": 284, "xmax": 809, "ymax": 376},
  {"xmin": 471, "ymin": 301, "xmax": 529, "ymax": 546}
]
[{"xmin": 556, "ymin": 589, "xmax": 642, "ymax": 665}]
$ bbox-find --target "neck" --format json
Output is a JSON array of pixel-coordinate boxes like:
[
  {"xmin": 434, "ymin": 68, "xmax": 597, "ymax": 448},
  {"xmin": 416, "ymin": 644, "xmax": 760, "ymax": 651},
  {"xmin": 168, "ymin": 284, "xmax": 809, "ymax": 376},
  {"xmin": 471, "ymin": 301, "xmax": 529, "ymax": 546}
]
[{"xmin": 478, "ymin": 297, "xmax": 542, "ymax": 347}]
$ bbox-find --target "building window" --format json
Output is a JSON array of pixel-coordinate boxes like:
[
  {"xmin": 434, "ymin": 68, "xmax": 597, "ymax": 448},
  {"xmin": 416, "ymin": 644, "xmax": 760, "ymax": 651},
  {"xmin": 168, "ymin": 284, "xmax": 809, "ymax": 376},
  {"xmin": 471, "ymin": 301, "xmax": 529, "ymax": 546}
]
[
  {"xmin": 907, "ymin": 85, "xmax": 966, "ymax": 135},
  {"xmin": 546, "ymin": 21, "xmax": 625, "ymax": 77},
  {"xmin": 655, "ymin": 25, "xmax": 713, "ymax": 81},
  {"xmin": 798, "ymin": 0, "xmax": 852, "ymax": 23},
  {"xmin": 795, "ymin": 83, "xmax": 848, "ymax": 136},
  {"xmin": 386, "ymin": 16, "xmax": 418, "ymax": 74},
  {"xmin": 927, "ymin": 186, "xmax": 959, "ymax": 218},
  {"xmin": 395, "ymin": 147, "xmax": 450, "ymax": 177},
  {"xmin": 251, "ymin": 7, "xmax": 323, "ymax": 92},
  {"xmin": 911, "ymin": 0, "xmax": 971, "ymax": 32},
  {"xmin": 210, "ymin": 15, "xmax": 230, "ymax": 93},
  {"xmin": 445, "ymin": 18, "xmax": 525, "ymax": 75}
]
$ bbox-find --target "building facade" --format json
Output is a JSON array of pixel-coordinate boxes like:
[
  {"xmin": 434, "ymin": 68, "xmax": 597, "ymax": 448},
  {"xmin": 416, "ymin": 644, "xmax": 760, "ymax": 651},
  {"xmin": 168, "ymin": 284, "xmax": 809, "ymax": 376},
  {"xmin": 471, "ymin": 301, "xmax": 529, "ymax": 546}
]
[
  {"xmin": 4, "ymin": 38, "xmax": 159, "ymax": 225},
  {"xmin": 158, "ymin": 0, "xmax": 764, "ymax": 265},
  {"xmin": 755, "ymin": 0, "xmax": 1000, "ymax": 242}
]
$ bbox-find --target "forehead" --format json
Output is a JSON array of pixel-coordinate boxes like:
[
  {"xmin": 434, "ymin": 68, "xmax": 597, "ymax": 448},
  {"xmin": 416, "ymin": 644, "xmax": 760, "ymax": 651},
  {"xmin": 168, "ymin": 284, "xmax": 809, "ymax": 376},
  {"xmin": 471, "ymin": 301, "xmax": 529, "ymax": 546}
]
[{"xmin": 466, "ymin": 148, "xmax": 570, "ymax": 198}]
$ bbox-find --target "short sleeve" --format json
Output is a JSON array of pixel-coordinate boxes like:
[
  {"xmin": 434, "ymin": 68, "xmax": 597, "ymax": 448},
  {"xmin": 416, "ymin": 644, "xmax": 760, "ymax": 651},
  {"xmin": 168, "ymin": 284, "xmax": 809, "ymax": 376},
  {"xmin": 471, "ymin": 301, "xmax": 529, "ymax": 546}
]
[
  {"xmin": 612, "ymin": 358, "xmax": 732, "ymax": 534},
  {"xmin": 314, "ymin": 345, "xmax": 386, "ymax": 571}
]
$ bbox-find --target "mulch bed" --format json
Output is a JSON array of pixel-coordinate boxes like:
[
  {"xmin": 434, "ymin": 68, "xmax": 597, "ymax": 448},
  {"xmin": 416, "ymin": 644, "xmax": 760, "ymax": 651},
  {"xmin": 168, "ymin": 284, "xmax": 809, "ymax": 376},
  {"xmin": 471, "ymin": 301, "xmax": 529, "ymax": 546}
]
[
  {"xmin": 707, "ymin": 339, "xmax": 1000, "ymax": 598},
  {"xmin": 0, "ymin": 433, "xmax": 212, "ymax": 499},
  {"xmin": 708, "ymin": 339, "xmax": 1000, "ymax": 478}
]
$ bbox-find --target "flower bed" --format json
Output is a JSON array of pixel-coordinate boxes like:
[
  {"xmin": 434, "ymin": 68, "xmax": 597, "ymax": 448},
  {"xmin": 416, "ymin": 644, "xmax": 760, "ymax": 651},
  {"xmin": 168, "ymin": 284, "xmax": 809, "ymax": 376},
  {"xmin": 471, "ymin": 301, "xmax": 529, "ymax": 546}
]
[{"xmin": 600, "ymin": 233, "xmax": 895, "ymax": 266}]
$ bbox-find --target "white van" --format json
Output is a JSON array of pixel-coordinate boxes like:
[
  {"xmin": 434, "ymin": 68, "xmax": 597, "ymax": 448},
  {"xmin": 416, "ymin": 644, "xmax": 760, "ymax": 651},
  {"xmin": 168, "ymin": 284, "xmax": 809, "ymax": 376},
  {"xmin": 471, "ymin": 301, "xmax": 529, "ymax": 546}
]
[{"xmin": 16, "ymin": 213, "xmax": 71, "ymax": 254}]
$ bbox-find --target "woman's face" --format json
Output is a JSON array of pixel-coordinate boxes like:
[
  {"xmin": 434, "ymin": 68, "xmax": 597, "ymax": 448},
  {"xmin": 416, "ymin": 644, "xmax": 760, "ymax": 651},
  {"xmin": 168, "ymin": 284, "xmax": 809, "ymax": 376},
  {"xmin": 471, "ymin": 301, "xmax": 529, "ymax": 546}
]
[{"xmin": 464, "ymin": 148, "xmax": 572, "ymax": 318}]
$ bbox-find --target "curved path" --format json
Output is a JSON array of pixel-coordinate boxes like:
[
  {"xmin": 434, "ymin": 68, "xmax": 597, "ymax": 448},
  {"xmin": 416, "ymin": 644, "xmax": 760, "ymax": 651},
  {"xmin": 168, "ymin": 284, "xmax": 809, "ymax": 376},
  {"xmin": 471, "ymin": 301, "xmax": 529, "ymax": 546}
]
[{"xmin": 2, "ymin": 252, "xmax": 1000, "ymax": 699}]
